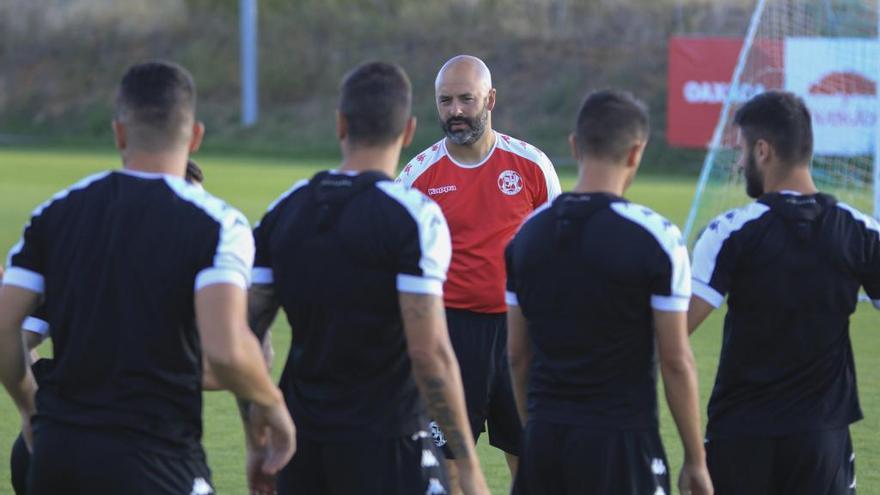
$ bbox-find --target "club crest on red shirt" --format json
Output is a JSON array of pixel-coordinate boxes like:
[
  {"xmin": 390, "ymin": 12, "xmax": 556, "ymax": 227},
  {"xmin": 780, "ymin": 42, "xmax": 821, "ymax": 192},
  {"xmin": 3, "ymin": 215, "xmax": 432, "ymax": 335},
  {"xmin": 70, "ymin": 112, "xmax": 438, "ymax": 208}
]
[{"xmin": 498, "ymin": 170, "xmax": 523, "ymax": 195}]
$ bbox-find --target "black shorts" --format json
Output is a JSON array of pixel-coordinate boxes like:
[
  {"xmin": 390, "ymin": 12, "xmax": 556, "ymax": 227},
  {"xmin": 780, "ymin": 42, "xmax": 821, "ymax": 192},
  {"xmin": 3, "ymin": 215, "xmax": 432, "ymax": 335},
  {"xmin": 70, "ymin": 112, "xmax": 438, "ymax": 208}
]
[
  {"xmin": 27, "ymin": 421, "xmax": 212, "ymax": 495},
  {"xmin": 10, "ymin": 433, "xmax": 29, "ymax": 495},
  {"xmin": 278, "ymin": 429, "xmax": 449, "ymax": 494},
  {"xmin": 513, "ymin": 422, "xmax": 670, "ymax": 495},
  {"xmin": 429, "ymin": 308, "xmax": 522, "ymax": 458},
  {"xmin": 706, "ymin": 427, "xmax": 856, "ymax": 495}
]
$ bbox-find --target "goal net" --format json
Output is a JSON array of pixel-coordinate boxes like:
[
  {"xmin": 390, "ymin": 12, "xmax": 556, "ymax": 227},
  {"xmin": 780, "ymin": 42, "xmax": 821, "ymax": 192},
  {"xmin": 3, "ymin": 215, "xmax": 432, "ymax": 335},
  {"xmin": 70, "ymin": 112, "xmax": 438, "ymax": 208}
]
[{"xmin": 683, "ymin": 0, "xmax": 880, "ymax": 244}]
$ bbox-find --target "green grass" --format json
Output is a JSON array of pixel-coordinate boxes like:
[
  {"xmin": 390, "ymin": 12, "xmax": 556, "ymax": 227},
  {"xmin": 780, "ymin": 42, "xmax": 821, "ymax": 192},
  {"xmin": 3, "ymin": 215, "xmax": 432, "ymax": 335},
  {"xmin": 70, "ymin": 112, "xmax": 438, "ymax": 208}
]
[{"xmin": 1, "ymin": 146, "xmax": 878, "ymax": 494}]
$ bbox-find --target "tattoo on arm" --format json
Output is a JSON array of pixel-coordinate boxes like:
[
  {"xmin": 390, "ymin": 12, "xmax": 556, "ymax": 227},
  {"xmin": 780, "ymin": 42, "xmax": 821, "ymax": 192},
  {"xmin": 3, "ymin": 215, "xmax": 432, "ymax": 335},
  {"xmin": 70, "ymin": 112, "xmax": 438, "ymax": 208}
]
[
  {"xmin": 423, "ymin": 376, "xmax": 471, "ymax": 460},
  {"xmin": 240, "ymin": 284, "xmax": 278, "ymax": 433}
]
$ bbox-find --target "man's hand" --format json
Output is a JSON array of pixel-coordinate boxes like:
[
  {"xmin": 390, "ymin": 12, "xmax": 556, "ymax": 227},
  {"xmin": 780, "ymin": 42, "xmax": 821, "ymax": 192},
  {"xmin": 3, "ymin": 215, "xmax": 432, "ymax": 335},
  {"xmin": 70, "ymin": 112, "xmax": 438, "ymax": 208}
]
[
  {"xmin": 249, "ymin": 400, "xmax": 297, "ymax": 477},
  {"xmin": 454, "ymin": 462, "xmax": 491, "ymax": 495},
  {"xmin": 245, "ymin": 440, "xmax": 277, "ymax": 495},
  {"xmin": 679, "ymin": 461, "xmax": 714, "ymax": 495},
  {"xmin": 20, "ymin": 410, "xmax": 33, "ymax": 453}
]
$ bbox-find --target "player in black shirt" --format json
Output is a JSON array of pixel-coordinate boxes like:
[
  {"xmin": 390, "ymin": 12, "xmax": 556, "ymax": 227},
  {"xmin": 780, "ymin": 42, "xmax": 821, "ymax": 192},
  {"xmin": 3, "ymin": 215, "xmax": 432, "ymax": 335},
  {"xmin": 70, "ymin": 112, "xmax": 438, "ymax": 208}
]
[
  {"xmin": 6, "ymin": 159, "xmax": 211, "ymax": 495},
  {"xmin": 0, "ymin": 61, "xmax": 294, "ymax": 495},
  {"xmin": 689, "ymin": 91, "xmax": 878, "ymax": 494},
  {"xmin": 506, "ymin": 90, "xmax": 712, "ymax": 495},
  {"xmin": 243, "ymin": 62, "xmax": 489, "ymax": 495}
]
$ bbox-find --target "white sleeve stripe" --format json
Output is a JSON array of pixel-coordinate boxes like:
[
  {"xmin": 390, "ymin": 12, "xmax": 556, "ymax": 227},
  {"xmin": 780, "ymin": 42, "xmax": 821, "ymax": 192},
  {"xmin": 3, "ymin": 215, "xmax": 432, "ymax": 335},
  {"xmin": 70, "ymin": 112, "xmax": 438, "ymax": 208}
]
[
  {"xmin": 836, "ymin": 202, "xmax": 880, "ymax": 236},
  {"xmin": 609, "ymin": 203, "xmax": 691, "ymax": 300},
  {"xmin": 691, "ymin": 203, "xmax": 771, "ymax": 285},
  {"xmin": 22, "ymin": 317, "xmax": 49, "ymax": 335},
  {"xmin": 540, "ymin": 154, "xmax": 562, "ymax": 201},
  {"xmin": 396, "ymin": 141, "xmax": 446, "ymax": 187},
  {"xmin": 195, "ymin": 269, "xmax": 249, "ymax": 291},
  {"xmin": 6, "ymin": 171, "xmax": 111, "ymax": 267},
  {"xmin": 693, "ymin": 280, "xmax": 724, "ymax": 308},
  {"xmin": 2, "ymin": 267, "xmax": 45, "ymax": 294},
  {"xmin": 252, "ymin": 267, "xmax": 274, "ymax": 285},
  {"xmin": 162, "ymin": 177, "xmax": 256, "ymax": 287},
  {"xmin": 651, "ymin": 295, "xmax": 689, "ymax": 311},
  {"xmin": 494, "ymin": 134, "xmax": 561, "ymax": 201},
  {"xmin": 872, "ymin": 299, "xmax": 880, "ymax": 310},
  {"xmin": 397, "ymin": 274, "xmax": 443, "ymax": 296},
  {"xmin": 375, "ymin": 182, "xmax": 452, "ymax": 282},
  {"xmin": 261, "ymin": 179, "xmax": 310, "ymax": 222},
  {"xmin": 505, "ymin": 291, "xmax": 520, "ymax": 306}
]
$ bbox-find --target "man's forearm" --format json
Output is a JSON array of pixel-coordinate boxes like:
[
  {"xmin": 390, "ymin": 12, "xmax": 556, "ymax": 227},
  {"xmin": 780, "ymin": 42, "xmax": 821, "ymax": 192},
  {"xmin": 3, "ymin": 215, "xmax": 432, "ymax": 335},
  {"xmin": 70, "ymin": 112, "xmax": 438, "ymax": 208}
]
[
  {"xmin": 413, "ymin": 358, "xmax": 475, "ymax": 461},
  {"xmin": 209, "ymin": 330, "xmax": 283, "ymax": 408},
  {"xmin": 240, "ymin": 285, "xmax": 281, "ymax": 440},
  {"xmin": 0, "ymin": 286, "xmax": 39, "ymax": 414},
  {"xmin": 248, "ymin": 284, "xmax": 280, "ymax": 344},
  {"xmin": 506, "ymin": 306, "xmax": 531, "ymax": 426},
  {"xmin": 0, "ymin": 329, "xmax": 36, "ymax": 414},
  {"xmin": 400, "ymin": 292, "xmax": 478, "ymax": 463},
  {"xmin": 510, "ymin": 362, "xmax": 529, "ymax": 426},
  {"xmin": 662, "ymin": 356, "xmax": 705, "ymax": 464}
]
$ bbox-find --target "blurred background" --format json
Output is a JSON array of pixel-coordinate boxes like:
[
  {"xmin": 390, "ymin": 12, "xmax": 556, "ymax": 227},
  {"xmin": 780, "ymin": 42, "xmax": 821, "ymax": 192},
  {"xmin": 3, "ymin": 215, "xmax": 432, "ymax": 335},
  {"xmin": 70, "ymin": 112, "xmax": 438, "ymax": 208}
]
[{"xmin": 0, "ymin": 0, "xmax": 764, "ymax": 168}]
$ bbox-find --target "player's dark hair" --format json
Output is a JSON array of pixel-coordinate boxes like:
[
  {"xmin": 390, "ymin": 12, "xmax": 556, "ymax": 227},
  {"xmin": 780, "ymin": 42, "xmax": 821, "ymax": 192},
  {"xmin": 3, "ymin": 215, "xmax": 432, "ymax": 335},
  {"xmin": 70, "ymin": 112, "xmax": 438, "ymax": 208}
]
[
  {"xmin": 574, "ymin": 89, "xmax": 649, "ymax": 162},
  {"xmin": 734, "ymin": 91, "xmax": 813, "ymax": 167},
  {"xmin": 115, "ymin": 60, "xmax": 197, "ymax": 151},
  {"xmin": 339, "ymin": 61, "xmax": 412, "ymax": 147}
]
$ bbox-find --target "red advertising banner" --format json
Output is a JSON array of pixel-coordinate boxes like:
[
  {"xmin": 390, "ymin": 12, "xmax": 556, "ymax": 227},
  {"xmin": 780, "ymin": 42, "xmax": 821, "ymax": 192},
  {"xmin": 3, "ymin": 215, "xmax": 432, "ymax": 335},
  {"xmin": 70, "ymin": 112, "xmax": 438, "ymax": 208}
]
[
  {"xmin": 667, "ymin": 37, "xmax": 743, "ymax": 148},
  {"xmin": 667, "ymin": 37, "xmax": 783, "ymax": 148}
]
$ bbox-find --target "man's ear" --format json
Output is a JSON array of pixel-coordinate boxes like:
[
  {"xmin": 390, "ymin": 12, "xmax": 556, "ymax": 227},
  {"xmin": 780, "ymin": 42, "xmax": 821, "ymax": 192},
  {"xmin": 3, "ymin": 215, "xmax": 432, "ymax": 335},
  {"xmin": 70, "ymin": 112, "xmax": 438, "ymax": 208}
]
[
  {"xmin": 626, "ymin": 140, "xmax": 647, "ymax": 170},
  {"xmin": 486, "ymin": 88, "xmax": 497, "ymax": 112},
  {"xmin": 336, "ymin": 111, "xmax": 348, "ymax": 142},
  {"xmin": 112, "ymin": 120, "xmax": 126, "ymax": 151},
  {"xmin": 568, "ymin": 133, "xmax": 579, "ymax": 162},
  {"xmin": 754, "ymin": 138, "xmax": 772, "ymax": 166},
  {"xmin": 189, "ymin": 121, "xmax": 205, "ymax": 153},
  {"xmin": 401, "ymin": 116, "xmax": 417, "ymax": 148}
]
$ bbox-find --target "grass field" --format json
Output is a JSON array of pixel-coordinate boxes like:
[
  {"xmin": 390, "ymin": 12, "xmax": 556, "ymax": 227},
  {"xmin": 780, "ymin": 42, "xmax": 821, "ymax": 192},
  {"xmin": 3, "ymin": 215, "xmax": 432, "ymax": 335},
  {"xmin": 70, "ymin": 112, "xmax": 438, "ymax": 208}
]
[{"xmin": 1, "ymin": 146, "xmax": 878, "ymax": 494}]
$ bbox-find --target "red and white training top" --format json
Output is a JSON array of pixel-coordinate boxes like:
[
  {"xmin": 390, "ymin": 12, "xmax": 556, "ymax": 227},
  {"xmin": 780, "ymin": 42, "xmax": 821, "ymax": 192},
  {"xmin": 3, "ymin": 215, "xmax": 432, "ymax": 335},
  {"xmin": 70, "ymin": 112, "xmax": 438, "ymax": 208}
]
[{"xmin": 397, "ymin": 131, "xmax": 561, "ymax": 313}]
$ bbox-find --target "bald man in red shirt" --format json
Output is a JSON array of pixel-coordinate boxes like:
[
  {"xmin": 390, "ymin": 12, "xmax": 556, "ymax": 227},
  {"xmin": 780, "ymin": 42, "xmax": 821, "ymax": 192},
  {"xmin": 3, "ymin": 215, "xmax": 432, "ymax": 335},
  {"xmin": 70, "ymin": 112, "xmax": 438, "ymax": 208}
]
[{"xmin": 398, "ymin": 55, "xmax": 561, "ymax": 493}]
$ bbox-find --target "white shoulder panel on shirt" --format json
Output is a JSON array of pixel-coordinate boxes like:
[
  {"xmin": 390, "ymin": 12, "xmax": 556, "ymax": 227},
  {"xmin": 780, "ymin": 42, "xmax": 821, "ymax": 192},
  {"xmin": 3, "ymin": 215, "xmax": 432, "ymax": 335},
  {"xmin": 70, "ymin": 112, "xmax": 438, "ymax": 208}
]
[
  {"xmin": 375, "ymin": 181, "xmax": 452, "ymax": 286},
  {"xmin": 691, "ymin": 202, "xmax": 771, "ymax": 285},
  {"xmin": 396, "ymin": 140, "xmax": 448, "ymax": 187},
  {"xmin": 836, "ymin": 202, "xmax": 880, "ymax": 236},
  {"xmin": 163, "ymin": 177, "xmax": 255, "ymax": 290},
  {"xmin": 610, "ymin": 202, "xmax": 691, "ymax": 310},
  {"xmin": 5, "ymin": 171, "xmax": 111, "ymax": 275},
  {"xmin": 495, "ymin": 132, "xmax": 561, "ymax": 200}
]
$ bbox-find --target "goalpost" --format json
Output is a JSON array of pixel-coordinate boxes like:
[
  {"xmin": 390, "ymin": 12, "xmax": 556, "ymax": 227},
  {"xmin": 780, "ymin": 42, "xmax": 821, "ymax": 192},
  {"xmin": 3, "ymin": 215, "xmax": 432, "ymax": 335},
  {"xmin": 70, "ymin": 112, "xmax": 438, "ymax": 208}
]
[{"xmin": 683, "ymin": 0, "xmax": 880, "ymax": 244}]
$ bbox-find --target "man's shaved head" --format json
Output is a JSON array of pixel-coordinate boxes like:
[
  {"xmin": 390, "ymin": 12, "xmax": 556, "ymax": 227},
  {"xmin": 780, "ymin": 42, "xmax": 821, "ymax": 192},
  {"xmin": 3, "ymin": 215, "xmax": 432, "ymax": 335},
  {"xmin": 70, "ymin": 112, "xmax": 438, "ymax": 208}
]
[
  {"xmin": 434, "ymin": 55, "xmax": 495, "ymax": 146},
  {"xmin": 435, "ymin": 55, "xmax": 492, "ymax": 92}
]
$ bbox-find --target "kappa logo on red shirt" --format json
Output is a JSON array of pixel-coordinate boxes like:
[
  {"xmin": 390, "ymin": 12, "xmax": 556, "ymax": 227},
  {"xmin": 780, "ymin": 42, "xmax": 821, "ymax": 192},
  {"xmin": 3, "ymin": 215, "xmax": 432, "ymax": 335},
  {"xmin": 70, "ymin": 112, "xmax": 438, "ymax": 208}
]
[
  {"xmin": 403, "ymin": 164, "xmax": 413, "ymax": 175},
  {"xmin": 416, "ymin": 154, "xmax": 426, "ymax": 163},
  {"xmin": 497, "ymin": 170, "xmax": 523, "ymax": 195},
  {"xmin": 427, "ymin": 184, "xmax": 457, "ymax": 196}
]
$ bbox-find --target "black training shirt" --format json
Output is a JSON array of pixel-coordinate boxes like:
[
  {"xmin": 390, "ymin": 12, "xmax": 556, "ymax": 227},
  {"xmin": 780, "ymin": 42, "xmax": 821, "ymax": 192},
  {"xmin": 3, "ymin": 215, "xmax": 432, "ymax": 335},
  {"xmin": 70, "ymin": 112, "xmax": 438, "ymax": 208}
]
[
  {"xmin": 4, "ymin": 169, "xmax": 253, "ymax": 455},
  {"xmin": 252, "ymin": 170, "xmax": 451, "ymax": 441},
  {"xmin": 692, "ymin": 192, "xmax": 880, "ymax": 438},
  {"xmin": 506, "ymin": 192, "xmax": 691, "ymax": 430}
]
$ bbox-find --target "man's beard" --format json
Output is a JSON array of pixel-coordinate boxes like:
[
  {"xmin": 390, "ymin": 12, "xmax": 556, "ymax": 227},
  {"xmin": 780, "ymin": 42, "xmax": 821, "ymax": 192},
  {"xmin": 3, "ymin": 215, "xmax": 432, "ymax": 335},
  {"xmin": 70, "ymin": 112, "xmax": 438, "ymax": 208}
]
[
  {"xmin": 744, "ymin": 148, "xmax": 764, "ymax": 198},
  {"xmin": 440, "ymin": 103, "xmax": 489, "ymax": 146}
]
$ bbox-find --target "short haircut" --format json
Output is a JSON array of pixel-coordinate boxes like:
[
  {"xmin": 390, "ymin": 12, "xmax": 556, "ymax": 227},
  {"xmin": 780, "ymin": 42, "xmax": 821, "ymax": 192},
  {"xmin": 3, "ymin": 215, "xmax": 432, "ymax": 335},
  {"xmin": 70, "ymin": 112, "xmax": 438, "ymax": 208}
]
[
  {"xmin": 115, "ymin": 60, "xmax": 197, "ymax": 151},
  {"xmin": 574, "ymin": 90, "xmax": 649, "ymax": 162},
  {"xmin": 185, "ymin": 160, "xmax": 204, "ymax": 184},
  {"xmin": 338, "ymin": 62, "xmax": 412, "ymax": 147},
  {"xmin": 734, "ymin": 91, "xmax": 813, "ymax": 166}
]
